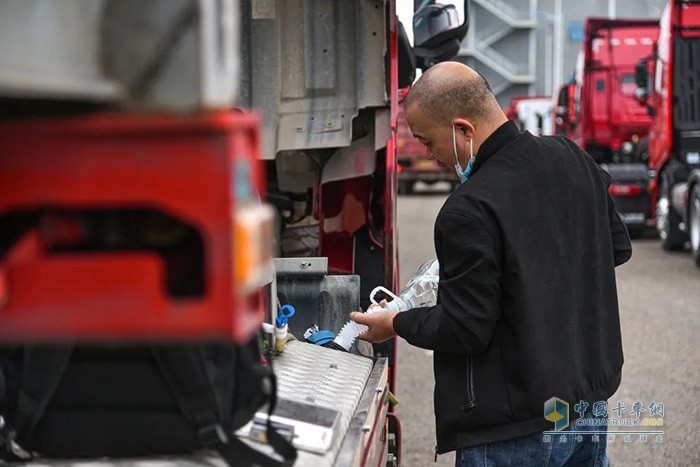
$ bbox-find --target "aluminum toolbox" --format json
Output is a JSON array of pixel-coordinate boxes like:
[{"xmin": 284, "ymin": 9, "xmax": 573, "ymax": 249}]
[{"xmin": 24, "ymin": 341, "xmax": 390, "ymax": 467}]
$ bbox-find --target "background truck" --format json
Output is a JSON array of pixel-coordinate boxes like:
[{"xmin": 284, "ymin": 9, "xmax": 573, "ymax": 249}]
[
  {"xmin": 505, "ymin": 95, "xmax": 553, "ymax": 136},
  {"xmin": 635, "ymin": 0, "xmax": 700, "ymax": 267},
  {"xmin": 571, "ymin": 17, "xmax": 660, "ymax": 234},
  {"xmin": 0, "ymin": 0, "xmax": 469, "ymax": 465}
]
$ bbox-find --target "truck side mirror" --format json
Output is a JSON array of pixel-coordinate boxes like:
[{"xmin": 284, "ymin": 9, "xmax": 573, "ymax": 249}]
[
  {"xmin": 634, "ymin": 87, "xmax": 649, "ymax": 107},
  {"xmin": 398, "ymin": 21, "xmax": 417, "ymax": 89},
  {"xmin": 412, "ymin": 1, "xmax": 469, "ymax": 71},
  {"xmin": 635, "ymin": 59, "xmax": 648, "ymax": 90},
  {"xmin": 634, "ymin": 57, "xmax": 654, "ymax": 114},
  {"xmin": 556, "ymin": 86, "xmax": 570, "ymax": 121}
]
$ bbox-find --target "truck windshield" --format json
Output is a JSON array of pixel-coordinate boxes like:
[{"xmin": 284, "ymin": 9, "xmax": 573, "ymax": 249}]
[{"xmin": 620, "ymin": 74, "xmax": 637, "ymax": 96}]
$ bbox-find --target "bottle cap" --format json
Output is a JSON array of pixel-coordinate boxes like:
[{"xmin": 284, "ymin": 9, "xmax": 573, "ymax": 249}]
[{"xmin": 276, "ymin": 304, "xmax": 296, "ymax": 327}]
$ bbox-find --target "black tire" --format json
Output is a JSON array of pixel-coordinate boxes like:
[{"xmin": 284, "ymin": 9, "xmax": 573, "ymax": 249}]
[
  {"xmin": 398, "ymin": 180, "xmax": 412, "ymax": 195},
  {"xmin": 657, "ymin": 174, "xmax": 687, "ymax": 251},
  {"xmin": 689, "ymin": 183, "xmax": 700, "ymax": 268},
  {"xmin": 627, "ymin": 226, "xmax": 646, "ymax": 239}
]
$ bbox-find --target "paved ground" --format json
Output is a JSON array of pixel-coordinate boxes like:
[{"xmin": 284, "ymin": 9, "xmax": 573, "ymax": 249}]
[{"xmin": 394, "ymin": 184, "xmax": 700, "ymax": 467}]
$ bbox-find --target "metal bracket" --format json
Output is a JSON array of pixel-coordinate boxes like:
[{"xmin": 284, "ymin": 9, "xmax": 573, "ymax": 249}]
[{"xmin": 274, "ymin": 257, "xmax": 328, "ymax": 276}]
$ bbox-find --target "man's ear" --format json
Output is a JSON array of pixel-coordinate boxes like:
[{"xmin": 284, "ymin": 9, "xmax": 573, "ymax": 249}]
[{"xmin": 452, "ymin": 118, "xmax": 475, "ymax": 138}]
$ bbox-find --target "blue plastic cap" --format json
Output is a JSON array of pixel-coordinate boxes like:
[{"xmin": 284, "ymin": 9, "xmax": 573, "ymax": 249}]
[
  {"xmin": 276, "ymin": 304, "xmax": 296, "ymax": 328},
  {"xmin": 305, "ymin": 330, "xmax": 335, "ymax": 346}
]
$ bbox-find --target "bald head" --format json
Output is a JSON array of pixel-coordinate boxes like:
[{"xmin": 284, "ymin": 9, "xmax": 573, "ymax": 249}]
[{"xmin": 404, "ymin": 62, "xmax": 502, "ymax": 126}]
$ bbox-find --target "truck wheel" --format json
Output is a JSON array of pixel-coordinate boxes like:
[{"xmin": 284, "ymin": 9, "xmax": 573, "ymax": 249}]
[
  {"xmin": 690, "ymin": 184, "xmax": 700, "ymax": 268},
  {"xmin": 398, "ymin": 180, "xmax": 413, "ymax": 195},
  {"xmin": 657, "ymin": 174, "xmax": 687, "ymax": 251},
  {"xmin": 627, "ymin": 227, "xmax": 646, "ymax": 239}
]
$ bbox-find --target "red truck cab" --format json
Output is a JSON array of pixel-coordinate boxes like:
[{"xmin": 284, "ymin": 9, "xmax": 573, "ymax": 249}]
[
  {"xmin": 0, "ymin": 2, "xmax": 473, "ymax": 464},
  {"xmin": 574, "ymin": 18, "xmax": 659, "ymax": 163},
  {"xmin": 571, "ymin": 18, "xmax": 659, "ymax": 233},
  {"xmin": 636, "ymin": 0, "xmax": 700, "ymax": 266}
]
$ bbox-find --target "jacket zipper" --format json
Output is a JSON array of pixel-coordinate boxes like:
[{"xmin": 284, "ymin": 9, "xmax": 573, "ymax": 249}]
[
  {"xmin": 438, "ymin": 358, "xmax": 476, "ymax": 461},
  {"xmin": 461, "ymin": 356, "xmax": 476, "ymax": 411}
]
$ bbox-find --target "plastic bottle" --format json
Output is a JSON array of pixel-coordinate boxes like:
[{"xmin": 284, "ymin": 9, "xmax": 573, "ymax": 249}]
[
  {"xmin": 371, "ymin": 257, "xmax": 440, "ymax": 311},
  {"xmin": 333, "ymin": 258, "xmax": 440, "ymax": 351},
  {"xmin": 333, "ymin": 305, "xmax": 387, "ymax": 351}
]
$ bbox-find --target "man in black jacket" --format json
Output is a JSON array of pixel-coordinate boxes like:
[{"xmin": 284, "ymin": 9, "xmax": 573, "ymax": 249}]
[{"xmin": 352, "ymin": 62, "xmax": 632, "ymax": 466}]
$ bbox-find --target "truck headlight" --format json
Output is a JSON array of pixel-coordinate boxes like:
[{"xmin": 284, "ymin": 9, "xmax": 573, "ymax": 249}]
[{"xmin": 622, "ymin": 142, "xmax": 634, "ymax": 154}]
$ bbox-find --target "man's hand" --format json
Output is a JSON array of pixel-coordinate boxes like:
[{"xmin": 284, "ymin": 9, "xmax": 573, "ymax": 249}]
[{"xmin": 350, "ymin": 308, "xmax": 399, "ymax": 344}]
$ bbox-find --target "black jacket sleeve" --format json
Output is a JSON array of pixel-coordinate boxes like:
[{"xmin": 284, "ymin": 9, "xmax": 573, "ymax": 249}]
[
  {"xmin": 608, "ymin": 192, "xmax": 633, "ymax": 266},
  {"xmin": 598, "ymin": 166, "xmax": 633, "ymax": 266},
  {"xmin": 393, "ymin": 212, "xmax": 501, "ymax": 355}
]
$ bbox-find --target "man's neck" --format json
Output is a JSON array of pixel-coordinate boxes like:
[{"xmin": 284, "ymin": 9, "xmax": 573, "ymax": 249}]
[{"xmin": 473, "ymin": 116, "xmax": 509, "ymax": 156}]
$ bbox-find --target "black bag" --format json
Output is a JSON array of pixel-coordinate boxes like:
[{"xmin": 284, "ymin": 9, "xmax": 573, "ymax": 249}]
[{"xmin": 0, "ymin": 338, "xmax": 296, "ymax": 466}]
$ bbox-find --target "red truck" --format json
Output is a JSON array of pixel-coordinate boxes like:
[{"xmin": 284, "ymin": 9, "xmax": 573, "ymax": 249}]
[
  {"xmin": 635, "ymin": 0, "xmax": 700, "ymax": 267},
  {"xmin": 572, "ymin": 18, "xmax": 660, "ymax": 233},
  {"xmin": 0, "ymin": 0, "xmax": 469, "ymax": 464}
]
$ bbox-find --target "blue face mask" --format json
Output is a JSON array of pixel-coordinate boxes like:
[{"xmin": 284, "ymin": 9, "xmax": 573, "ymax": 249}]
[{"xmin": 452, "ymin": 125, "xmax": 475, "ymax": 184}]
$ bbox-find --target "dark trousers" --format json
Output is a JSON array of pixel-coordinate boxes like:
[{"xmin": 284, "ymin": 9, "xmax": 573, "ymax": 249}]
[{"xmin": 455, "ymin": 413, "xmax": 610, "ymax": 467}]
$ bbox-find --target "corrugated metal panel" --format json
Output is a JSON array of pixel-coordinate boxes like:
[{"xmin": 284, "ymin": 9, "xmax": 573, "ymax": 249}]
[
  {"xmin": 242, "ymin": 0, "xmax": 388, "ymax": 159},
  {"xmin": 0, "ymin": 0, "xmax": 239, "ymax": 111},
  {"xmin": 237, "ymin": 341, "xmax": 381, "ymax": 467}
]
